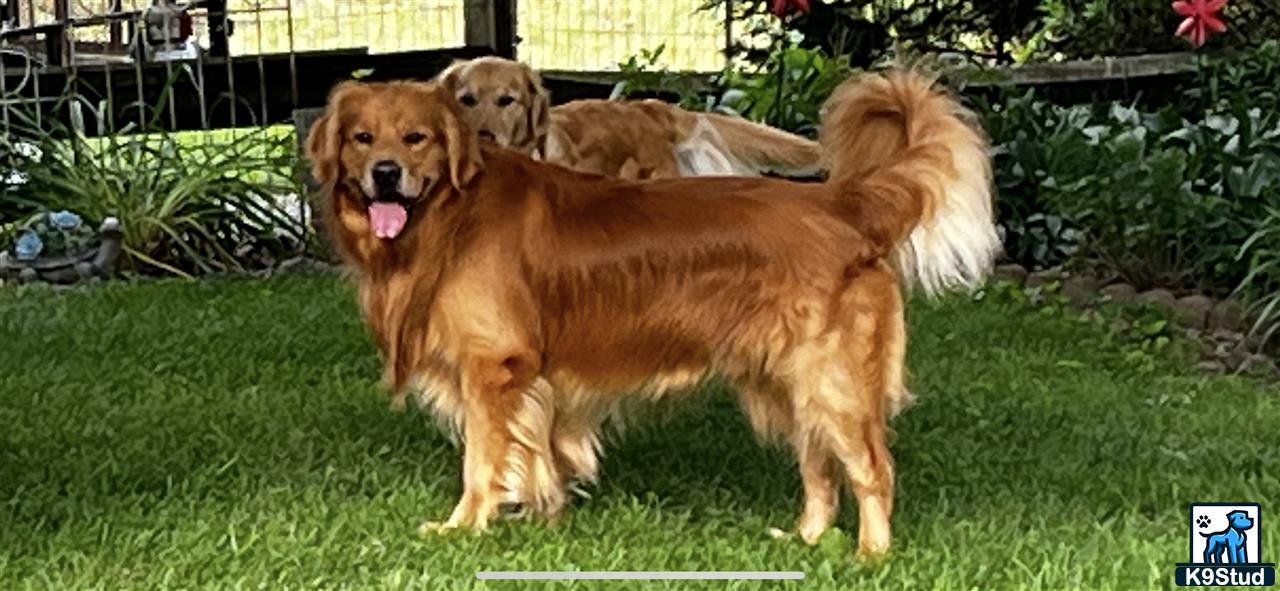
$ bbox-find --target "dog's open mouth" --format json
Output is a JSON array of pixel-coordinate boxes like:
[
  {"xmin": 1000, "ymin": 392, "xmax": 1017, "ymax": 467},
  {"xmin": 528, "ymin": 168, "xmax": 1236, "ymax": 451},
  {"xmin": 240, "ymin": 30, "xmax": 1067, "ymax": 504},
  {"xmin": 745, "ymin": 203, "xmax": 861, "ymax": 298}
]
[{"xmin": 366, "ymin": 196, "xmax": 411, "ymax": 240}]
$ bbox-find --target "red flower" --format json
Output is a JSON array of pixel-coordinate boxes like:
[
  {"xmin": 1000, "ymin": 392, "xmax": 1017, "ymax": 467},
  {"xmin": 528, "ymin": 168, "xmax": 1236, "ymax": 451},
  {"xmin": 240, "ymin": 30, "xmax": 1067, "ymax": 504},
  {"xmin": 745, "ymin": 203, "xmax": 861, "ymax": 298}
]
[
  {"xmin": 1173, "ymin": 0, "xmax": 1227, "ymax": 48},
  {"xmin": 769, "ymin": 0, "xmax": 811, "ymax": 18}
]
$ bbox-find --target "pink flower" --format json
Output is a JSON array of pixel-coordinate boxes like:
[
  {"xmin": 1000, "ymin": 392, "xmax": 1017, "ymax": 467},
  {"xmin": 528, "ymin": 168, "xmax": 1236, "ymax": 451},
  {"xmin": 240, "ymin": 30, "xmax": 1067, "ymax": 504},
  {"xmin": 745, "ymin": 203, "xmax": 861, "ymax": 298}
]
[
  {"xmin": 769, "ymin": 0, "xmax": 811, "ymax": 19},
  {"xmin": 1173, "ymin": 0, "xmax": 1227, "ymax": 48}
]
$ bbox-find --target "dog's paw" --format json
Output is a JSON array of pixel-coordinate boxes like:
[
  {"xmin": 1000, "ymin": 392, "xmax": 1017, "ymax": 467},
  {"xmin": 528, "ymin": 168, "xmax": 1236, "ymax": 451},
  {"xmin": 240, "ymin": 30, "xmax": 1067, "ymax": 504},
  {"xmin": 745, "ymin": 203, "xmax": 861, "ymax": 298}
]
[
  {"xmin": 856, "ymin": 537, "xmax": 891, "ymax": 563},
  {"xmin": 388, "ymin": 393, "xmax": 409, "ymax": 412},
  {"xmin": 416, "ymin": 520, "xmax": 450, "ymax": 538},
  {"xmin": 416, "ymin": 518, "xmax": 486, "ymax": 538},
  {"xmin": 798, "ymin": 520, "xmax": 829, "ymax": 546},
  {"xmin": 856, "ymin": 545, "xmax": 891, "ymax": 564},
  {"xmin": 418, "ymin": 493, "xmax": 500, "ymax": 537},
  {"xmin": 766, "ymin": 527, "xmax": 794, "ymax": 541}
]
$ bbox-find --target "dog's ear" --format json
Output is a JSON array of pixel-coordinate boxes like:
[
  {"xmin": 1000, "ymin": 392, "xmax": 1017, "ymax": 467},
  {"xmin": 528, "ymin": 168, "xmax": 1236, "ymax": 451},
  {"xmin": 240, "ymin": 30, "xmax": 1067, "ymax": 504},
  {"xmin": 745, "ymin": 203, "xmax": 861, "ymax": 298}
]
[
  {"xmin": 521, "ymin": 63, "xmax": 551, "ymax": 148},
  {"xmin": 434, "ymin": 59, "xmax": 467, "ymax": 93},
  {"xmin": 306, "ymin": 81, "xmax": 361, "ymax": 185},
  {"xmin": 439, "ymin": 89, "xmax": 484, "ymax": 190}
]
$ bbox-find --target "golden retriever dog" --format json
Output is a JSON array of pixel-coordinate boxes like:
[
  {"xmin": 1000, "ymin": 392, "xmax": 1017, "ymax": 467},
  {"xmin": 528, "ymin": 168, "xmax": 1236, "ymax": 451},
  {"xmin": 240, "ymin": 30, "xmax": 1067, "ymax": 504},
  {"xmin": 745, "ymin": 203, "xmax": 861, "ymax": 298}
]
[
  {"xmin": 435, "ymin": 56, "xmax": 823, "ymax": 179},
  {"xmin": 305, "ymin": 69, "xmax": 998, "ymax": 557}
]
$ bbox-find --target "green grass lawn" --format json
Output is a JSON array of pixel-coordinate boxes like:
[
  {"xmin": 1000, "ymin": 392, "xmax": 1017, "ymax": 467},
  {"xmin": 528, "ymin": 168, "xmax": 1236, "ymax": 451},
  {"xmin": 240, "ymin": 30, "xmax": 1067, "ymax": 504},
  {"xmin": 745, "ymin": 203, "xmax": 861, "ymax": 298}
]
[{"xmin": 1, "ymin": 276, "xmax": 1278, "ymax": 589}]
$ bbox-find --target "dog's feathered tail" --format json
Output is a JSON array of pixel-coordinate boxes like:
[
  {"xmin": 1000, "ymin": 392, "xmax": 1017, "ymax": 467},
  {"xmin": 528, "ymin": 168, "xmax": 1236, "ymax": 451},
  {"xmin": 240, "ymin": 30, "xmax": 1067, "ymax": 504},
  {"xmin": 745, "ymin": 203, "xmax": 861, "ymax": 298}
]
[
  {"xmin": 821, "ymin": 70, "xmax": 999, "ymax": 294},
  {"xmin": 690, "ymin": 112, "xmax": 824, "ymax": 177}
]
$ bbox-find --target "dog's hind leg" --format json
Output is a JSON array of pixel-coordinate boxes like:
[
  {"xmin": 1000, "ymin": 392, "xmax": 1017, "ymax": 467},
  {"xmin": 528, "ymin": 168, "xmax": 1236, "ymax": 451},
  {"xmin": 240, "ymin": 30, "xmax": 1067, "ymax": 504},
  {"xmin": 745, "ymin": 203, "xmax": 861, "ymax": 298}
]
[
  {"xmin": 786, "ymin": 343, "xmax": 894, "ymax": 557},
  {"xmin": 793, "ymin": 429, "xmax": 842, "ymax": 545},
  {"xmin": 787, "ymin": 346, "xmax": 895, "ymax": 557},
  {"xmin": 829, "ymin": 412, "xmax": 895, "ymax": 558},
  {"xmin": 735, "ymin": 377, "xmax": 839, "ymax": 544},
  {"xmin": 793, "ymin": 266, "xmax": 902, "ymax": 558}
]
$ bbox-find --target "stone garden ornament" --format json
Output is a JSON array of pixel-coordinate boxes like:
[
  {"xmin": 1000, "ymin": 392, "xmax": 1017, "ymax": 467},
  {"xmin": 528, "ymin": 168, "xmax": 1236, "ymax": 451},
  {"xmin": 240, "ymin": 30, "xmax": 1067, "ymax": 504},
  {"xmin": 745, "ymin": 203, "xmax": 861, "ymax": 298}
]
[{"xmin": 0, "ymin": 211, "xmax": 124, "ymax": 284}]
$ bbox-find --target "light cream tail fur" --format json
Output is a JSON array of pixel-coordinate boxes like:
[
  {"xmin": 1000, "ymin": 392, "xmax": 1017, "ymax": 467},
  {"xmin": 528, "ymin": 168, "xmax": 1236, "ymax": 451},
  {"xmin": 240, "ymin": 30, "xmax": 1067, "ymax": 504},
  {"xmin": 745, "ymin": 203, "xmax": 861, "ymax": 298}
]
[
  {"xmin": 674, "ymin": 111, "xmax": 824, "ymax": 178},
  {"xmin": 821, "ymin": 70, "xmax": 1000, "ymax": 294}
]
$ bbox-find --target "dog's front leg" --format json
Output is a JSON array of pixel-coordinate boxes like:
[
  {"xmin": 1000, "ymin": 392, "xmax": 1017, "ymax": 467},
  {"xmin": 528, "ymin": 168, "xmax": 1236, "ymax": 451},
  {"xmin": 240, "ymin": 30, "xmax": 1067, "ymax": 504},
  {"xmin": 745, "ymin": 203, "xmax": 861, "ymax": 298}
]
[{"xmin": 422, "ymin": 350, "xmax": 539, "ymax": 534}]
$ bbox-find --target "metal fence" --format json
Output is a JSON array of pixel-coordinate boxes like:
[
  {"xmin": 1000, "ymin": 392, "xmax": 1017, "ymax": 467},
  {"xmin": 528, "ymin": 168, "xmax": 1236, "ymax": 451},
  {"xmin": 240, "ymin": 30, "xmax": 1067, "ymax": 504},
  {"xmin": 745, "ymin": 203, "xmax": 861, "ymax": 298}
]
[
  {"xmin": 0, "ymin": 1, "xmax": 734, "ymax": 134},
  {"xmin": 1, "ymin": 1, "xmax": 731, "ymax": 70},
  {"xmin": 224, "ymin": 0, "xmax": 465, "ymax": 56},
  {"xmin": 518, "ymin": 0, "xmax": 731, "ymax": 71}
]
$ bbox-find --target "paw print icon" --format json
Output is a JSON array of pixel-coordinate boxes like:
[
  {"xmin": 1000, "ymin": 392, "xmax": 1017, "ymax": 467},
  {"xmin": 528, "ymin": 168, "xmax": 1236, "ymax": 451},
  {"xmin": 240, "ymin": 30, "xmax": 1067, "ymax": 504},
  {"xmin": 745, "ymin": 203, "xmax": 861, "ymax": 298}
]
[{"xmin": 1195, "ymin": 515, "xmax": 1212, "ymax": 529}]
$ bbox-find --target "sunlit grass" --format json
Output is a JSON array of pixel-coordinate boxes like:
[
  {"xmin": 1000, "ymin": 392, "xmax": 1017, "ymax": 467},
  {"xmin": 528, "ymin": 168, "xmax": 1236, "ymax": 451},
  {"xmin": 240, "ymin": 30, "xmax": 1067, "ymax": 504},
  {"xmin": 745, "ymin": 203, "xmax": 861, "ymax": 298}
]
[{"xmin": 2, "ymin": 276, "xmax": 1277, "ymax": 588}]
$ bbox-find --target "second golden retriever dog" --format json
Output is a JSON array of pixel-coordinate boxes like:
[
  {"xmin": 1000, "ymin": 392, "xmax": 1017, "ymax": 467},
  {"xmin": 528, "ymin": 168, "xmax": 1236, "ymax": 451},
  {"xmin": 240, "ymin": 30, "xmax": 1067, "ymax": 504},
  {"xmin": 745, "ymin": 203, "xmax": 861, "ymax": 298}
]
[
  {"xmin": 436, "ymin": 56, "xmax": 823, "ymax": 179},
  {"xmin": 306, "ymin": 69, "xmax": 998, "ymax": 557}
]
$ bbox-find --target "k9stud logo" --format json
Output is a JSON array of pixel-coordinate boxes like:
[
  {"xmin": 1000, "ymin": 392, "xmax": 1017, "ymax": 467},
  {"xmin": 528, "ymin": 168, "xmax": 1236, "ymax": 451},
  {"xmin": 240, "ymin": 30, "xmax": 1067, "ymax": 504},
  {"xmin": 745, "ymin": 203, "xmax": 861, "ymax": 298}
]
[{"xmin": 1175, "ymin": 503, "xmax": 1275, "ymax": 587}]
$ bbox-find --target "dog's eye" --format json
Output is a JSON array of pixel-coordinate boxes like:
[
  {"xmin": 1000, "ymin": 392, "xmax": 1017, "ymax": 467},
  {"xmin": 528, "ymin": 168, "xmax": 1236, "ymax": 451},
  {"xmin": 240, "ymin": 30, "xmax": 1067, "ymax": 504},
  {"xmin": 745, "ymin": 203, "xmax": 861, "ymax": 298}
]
[
  {"xmin": 403, "ymin": 132, "xmax": 426, "ymax": 145},
  {"xmin": 459, "ymin": 94, "xmax": 478, "ymax": 107},
  {"xmin": 354, "ymin": 132, "xmax": 373, "ymax": 144},
  {"xmin": 496, "ymin": 95, "xmax": 515, "ymax": 108}
]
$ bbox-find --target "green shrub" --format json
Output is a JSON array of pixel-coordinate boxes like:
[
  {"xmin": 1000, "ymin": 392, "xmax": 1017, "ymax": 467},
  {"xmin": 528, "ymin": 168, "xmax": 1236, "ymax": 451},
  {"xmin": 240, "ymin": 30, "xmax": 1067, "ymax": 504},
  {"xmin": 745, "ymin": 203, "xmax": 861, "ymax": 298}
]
[
  {"xmin": 1, "ymin": 96, "xmax": 305, "ymax": 277},
  {"xmin": 715, "ymin": 43, "xmax": 855, "ymax": 136},
  {"xmin": 1237, "ymin": 209, "xmax": 1280, "ymax": 348},
  {"xmin": 971, "ymin": 90, "xmax": 1092, "ymax": 269},
  {"xmin": 1036, "ymin": 0, "xmax": 1186, "ymax": 58},
  {"xmin": 613, "ymin": 45, "xmax": 710, "ymax": 109},
  {"xmin": 979, "ymin": 89, "xmax": 1280, "ymax": 290},
  {"xmin": 616, "ymin": 43, "xmax": 854, "ymax": 136},
  {"xmin": 1186, "ymin": 40, "xmax": 1280, "ymax": 114}
]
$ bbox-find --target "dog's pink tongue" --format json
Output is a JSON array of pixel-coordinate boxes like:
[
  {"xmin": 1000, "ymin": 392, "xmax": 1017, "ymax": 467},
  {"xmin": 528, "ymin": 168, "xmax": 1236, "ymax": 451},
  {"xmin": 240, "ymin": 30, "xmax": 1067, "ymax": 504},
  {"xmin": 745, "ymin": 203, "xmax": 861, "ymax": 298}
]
[{"xmin": 368, "ymin": 202, "xmax": 408, "ymax": 240}]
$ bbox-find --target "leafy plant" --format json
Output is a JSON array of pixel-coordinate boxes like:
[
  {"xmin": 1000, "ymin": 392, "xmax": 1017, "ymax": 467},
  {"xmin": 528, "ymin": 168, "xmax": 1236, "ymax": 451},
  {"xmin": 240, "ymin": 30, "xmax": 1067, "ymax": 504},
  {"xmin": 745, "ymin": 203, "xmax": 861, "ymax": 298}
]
[
  {"xmin": 716, "ymin": 42, "xmax": 856, "ymax": 135},
  {"xmin": 1036, "ymin": 0, "xmax": 1187, "ymax": 58},
  {"xmin": 976, "ymin": 74, "xmax": 1280, "ymax": 290},
  {"xmin": 972, "ymin": 90, "xmax": 1093, "ymax": 269},
  {"xmin": 1, "ymin": 89, "xmax": 305, "ymax": 277},
  {"xmin": 1236, "ymin": 208, "xmax": 1280, "ymax": 349},
  {"xmin": 612, "ymin": 45, "xmax": 709, "ymax": 109},
  {"xmin": 1186, "ymin": 39, "xmax": 1280, "ymax": 114},
  {"xmin": 704, "ymin": 0, "xmax": 1046, "ymax": 65},
  {"xmin": 1037, "ymin": 0, "xmax": 1280, "ymax": 59},
  {"xmin": 615, "ymin": 43, "xmax": 854, "ymax": 136}
]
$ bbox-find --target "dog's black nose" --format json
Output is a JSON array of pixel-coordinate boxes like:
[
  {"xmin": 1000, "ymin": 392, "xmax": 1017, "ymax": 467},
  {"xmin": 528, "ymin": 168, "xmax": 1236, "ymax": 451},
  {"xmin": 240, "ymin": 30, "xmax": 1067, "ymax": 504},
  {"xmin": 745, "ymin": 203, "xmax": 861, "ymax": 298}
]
[
  {"xmin": 371, "ymin": 161, "xmax": 401, "ymax": 192},
  {"xmin": 477, "ymin": 129, "xmax": 496, "ymax": 142}
]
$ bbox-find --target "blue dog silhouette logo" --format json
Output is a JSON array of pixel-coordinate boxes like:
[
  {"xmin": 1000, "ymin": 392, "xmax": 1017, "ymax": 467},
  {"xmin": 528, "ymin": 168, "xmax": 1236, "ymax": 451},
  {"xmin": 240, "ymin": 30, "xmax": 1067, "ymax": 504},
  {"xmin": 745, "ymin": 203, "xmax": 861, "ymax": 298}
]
[
  {"xmin": 1176, "ymin": 503, "xmax": 1275, "ymax": 587},
  {"xmin": 1202, "ymin": 510, "xmax": 1255, "ymax": 564}
]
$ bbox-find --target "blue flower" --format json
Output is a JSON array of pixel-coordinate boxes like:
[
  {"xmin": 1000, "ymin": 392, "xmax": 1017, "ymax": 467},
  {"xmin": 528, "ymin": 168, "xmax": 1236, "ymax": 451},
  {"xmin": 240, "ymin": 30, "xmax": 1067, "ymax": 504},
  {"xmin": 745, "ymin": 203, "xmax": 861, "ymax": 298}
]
[
  {"xmin": 49, "ymin": 210, "xmax": 83, "ymax": 231},
  {"xmin": 14, "ymin": 230, "xmax": 43, "ymax": 261}
]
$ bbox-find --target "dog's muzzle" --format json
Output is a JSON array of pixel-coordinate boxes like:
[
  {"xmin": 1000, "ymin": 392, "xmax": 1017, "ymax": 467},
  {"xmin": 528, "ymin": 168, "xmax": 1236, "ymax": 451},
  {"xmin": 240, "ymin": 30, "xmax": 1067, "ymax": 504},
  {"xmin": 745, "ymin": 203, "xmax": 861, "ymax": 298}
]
[{"xmin": 371, "ymin": 160, "xmax": 402, "ymax": 197}]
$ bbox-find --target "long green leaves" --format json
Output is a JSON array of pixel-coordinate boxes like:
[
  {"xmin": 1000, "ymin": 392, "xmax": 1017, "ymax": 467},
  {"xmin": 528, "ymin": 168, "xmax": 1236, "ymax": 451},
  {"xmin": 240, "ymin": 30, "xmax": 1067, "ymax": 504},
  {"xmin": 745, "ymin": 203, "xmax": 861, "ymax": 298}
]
[
  {"xmin": 1237, "ymin": 208, "xmax": 1280, "ymax": 348},
  {"xmin": 1, "ymin": 87, "xmax": 304, "ymax": 277}
]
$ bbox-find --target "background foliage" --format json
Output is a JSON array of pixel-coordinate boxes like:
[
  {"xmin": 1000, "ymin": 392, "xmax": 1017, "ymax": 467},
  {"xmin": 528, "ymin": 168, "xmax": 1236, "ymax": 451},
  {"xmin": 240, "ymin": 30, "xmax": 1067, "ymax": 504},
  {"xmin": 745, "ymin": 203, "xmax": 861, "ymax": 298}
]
[
  {"xmin": 1, "ymin": 83, "xmax": 305, "ymax": 277},
  {"xmin": 976, "ymin": 40, "xmax": 1280, "ymax": 344},
  {"xmin": 703, "ymin": 0, "xmax": 1280, "ymax": 66}
]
